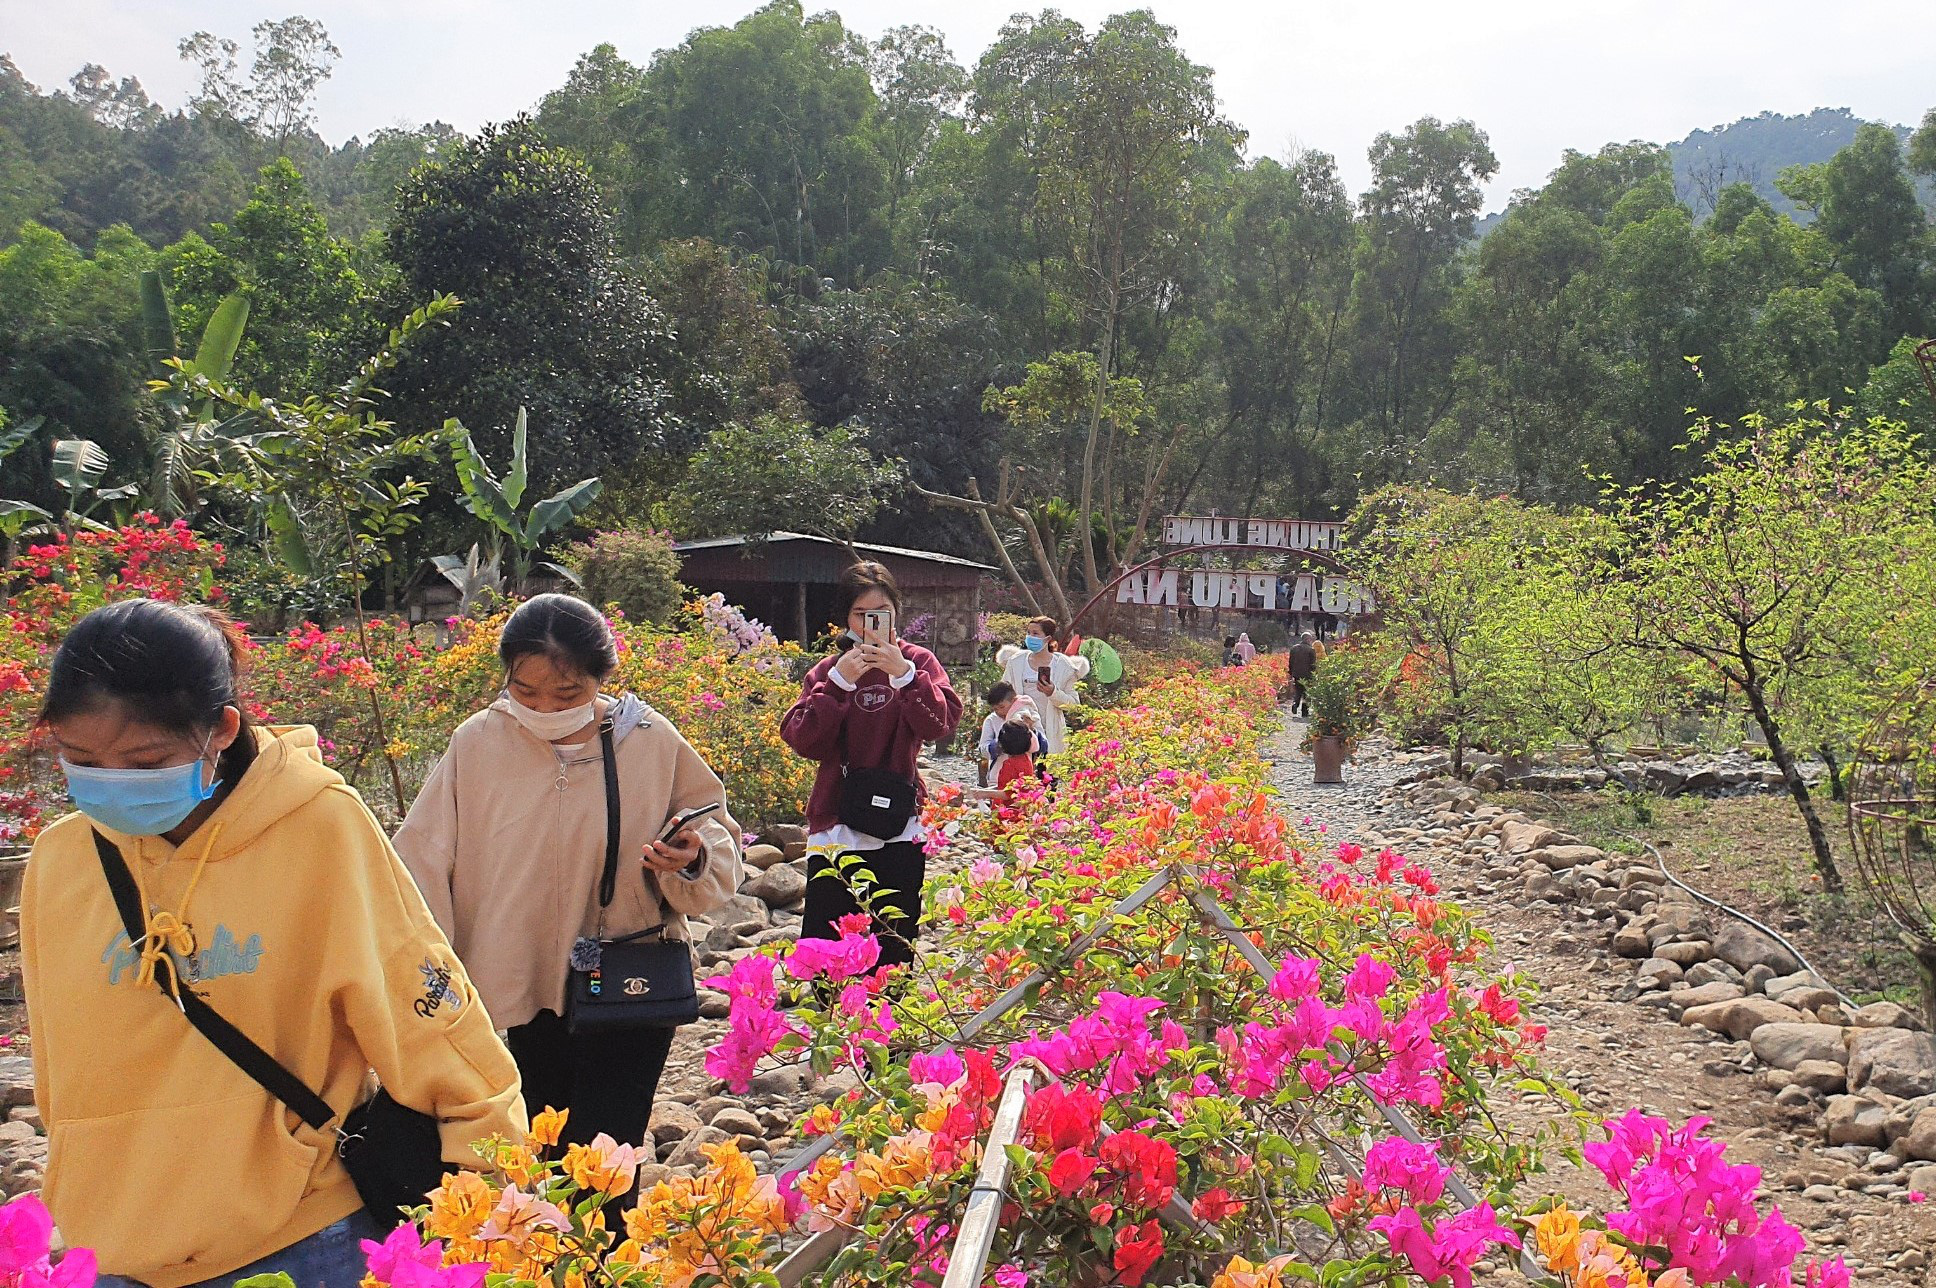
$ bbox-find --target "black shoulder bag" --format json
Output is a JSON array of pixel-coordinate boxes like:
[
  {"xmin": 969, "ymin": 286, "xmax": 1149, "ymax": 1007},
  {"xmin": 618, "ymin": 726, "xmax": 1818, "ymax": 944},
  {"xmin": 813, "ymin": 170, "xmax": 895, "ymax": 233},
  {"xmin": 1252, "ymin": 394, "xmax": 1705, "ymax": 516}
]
[
  {"xmin": 92, "ymin": 830, "xmax": 443, "ymax": 1229},
  {"xmin": 563, "ymin": 719, "xmax": 701, "ymax": 1033}
]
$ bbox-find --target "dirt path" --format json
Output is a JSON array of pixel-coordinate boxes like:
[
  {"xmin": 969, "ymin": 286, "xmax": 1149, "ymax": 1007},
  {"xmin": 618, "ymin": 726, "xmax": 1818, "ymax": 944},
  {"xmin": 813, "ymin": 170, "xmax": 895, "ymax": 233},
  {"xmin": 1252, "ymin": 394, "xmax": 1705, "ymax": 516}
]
[{"xmin": 1267, "ymin": 717, "xmax": 1936, "ymax": 1285}]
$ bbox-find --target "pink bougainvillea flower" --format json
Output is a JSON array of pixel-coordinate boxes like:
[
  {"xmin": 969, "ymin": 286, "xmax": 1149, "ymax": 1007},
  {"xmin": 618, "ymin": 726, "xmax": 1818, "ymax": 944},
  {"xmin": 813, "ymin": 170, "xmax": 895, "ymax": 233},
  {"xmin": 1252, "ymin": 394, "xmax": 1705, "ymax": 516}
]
[{"xmin": 1362, "ymin": 1136, "xmax": 1449, "ymax": 1206}]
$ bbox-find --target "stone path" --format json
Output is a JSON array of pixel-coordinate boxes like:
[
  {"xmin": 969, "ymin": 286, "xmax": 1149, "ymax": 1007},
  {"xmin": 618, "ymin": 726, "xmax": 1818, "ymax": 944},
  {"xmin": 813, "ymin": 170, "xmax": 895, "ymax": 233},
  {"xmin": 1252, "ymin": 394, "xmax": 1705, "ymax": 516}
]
[{"xmin": 1266, "ymin": 712, "xmax": 1936, "ymax": 1285}]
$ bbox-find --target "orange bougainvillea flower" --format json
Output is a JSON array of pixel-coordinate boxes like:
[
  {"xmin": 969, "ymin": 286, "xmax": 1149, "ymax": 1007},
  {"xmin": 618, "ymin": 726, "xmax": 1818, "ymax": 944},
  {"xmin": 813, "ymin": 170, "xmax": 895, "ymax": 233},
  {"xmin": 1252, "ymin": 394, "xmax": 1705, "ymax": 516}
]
[
  {"xmin": 1532, "ymin": 1203, "xmax": 1583, "ymax": 1276},
  {"xmin": 527, "ymin": 1105, "xmax": 568, "ymax": 1149},
  {"xmin": 1211, "ymin": 1255, "xmax": 1296, "ymax": 1288},
  {"xmin": 562, "ymin": 1132, "xmax": 642, "ymax": 1198},
  {"xmin": 423, "ymin": 1168, "xmax": 494, "ymax": 1245}
]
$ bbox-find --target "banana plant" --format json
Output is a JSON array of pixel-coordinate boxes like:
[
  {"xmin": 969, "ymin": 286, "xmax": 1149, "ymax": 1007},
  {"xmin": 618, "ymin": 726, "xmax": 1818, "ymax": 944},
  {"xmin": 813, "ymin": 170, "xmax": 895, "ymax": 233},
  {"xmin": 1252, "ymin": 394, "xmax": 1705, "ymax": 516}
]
[
  {"xmin": 431, "ymin": 542, "xmax": 507, "ymax": 617},
  {"xmin": 141, "ymin": 270, "xmax": 254, "ymax": 516},
  {"xmin": 0, "ymin": 414, "xmax": 54, "ymax": 565},
  {"xmin": 49, "ymin": 438, "xmax": 140, "ymax": 535},
  {"xmin": 448, "ymin": 407, "xmax": 602, "ymax": 593}
]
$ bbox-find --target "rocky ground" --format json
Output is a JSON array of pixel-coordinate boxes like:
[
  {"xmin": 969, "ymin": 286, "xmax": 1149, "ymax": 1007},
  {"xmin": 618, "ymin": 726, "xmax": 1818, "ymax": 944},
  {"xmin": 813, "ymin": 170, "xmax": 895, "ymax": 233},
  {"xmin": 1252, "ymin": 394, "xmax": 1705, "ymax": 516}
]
[{"xmin": 1267, "ymin": 719, "xmax": 1936, "ymax": 1285}]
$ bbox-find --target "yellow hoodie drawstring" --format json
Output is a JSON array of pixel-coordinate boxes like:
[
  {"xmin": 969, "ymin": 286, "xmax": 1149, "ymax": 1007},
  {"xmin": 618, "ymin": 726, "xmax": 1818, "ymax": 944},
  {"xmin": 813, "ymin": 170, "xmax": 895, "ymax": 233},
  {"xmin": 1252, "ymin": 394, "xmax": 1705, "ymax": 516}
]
[{"xmin": 129, "ymin": 823, "xmax": 223, "ymax": 1000}]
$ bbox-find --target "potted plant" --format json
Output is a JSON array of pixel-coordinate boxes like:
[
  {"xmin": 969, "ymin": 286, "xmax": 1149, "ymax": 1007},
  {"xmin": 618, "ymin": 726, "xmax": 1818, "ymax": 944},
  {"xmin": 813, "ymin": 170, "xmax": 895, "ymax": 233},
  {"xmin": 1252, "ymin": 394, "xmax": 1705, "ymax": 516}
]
[{"xmin": 1303, "ymin": 651, "xmax": 1368, "ymax": 784}]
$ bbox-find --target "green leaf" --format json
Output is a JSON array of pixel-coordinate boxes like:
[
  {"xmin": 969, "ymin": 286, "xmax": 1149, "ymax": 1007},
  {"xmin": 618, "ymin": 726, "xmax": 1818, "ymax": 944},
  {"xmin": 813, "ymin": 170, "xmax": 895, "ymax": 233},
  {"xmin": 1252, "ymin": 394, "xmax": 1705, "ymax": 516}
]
[
  {"xmin": 447, "ymin": 420, "xmax": 519, "ymax": 535},
  {"xmin": 49, "ymin": 439, "xmax": 109, "ymax": 493},
  {"xmin": 0, "ymin": 414, "xmax": 42, "ymax": 463},
  {"xmin": 232, "ymin": 1275, "xmax": 299, "ymax": 1288},
  {"xmin": 139, "ymin": 269, "xmax": 177, "ymax": 365},
  {"xmin": 522, "ymin": 477, "xmax": 602, "ymax": 546},
  {"xmin": 503, "ymin": 406, "xmax": 528, "ymax": 511},
  {"xmin": 189, "ymin": 294, "xmax": 250, "ymax": 381},
  {"xmin": 267, "ymin": 496, "xmax": 314, "ymax": 578}
]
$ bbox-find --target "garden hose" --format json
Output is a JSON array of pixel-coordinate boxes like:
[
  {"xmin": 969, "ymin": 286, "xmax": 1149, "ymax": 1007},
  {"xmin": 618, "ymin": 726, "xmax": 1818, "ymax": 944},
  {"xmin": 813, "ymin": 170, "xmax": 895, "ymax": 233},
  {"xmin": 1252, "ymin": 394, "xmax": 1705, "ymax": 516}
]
[{"xmin": 1618, "ymin": 830, "xmax": 1858, "ymax": 1010}]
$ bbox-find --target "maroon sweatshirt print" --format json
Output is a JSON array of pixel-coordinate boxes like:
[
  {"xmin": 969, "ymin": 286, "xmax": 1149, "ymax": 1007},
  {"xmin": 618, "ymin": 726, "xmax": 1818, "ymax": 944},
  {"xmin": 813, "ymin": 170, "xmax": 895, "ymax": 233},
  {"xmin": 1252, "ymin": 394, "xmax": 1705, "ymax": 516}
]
[{"xmin": 780, "ymin": 640, "xmax": 963, "ymax": 833}]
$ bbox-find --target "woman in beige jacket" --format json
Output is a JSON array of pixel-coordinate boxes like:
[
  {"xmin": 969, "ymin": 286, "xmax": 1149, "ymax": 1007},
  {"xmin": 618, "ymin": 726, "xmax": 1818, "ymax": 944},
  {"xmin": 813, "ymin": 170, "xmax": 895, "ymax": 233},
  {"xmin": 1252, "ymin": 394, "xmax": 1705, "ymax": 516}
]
[{"xmin": 395, "ymin": 594, "xmax": 742, "ymax": 1151}]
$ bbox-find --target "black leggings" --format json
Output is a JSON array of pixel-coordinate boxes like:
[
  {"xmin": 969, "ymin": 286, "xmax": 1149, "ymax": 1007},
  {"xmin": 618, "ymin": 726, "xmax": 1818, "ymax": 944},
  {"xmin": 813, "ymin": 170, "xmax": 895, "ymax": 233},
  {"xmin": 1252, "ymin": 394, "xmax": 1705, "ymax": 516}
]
[
  {"xmin": 804, "ymin": 840, "xmax": 926, "ymax": 972},
  {"xmin": 504, "ymin": 1008, "xmax": 674, "ymax": 1152}
]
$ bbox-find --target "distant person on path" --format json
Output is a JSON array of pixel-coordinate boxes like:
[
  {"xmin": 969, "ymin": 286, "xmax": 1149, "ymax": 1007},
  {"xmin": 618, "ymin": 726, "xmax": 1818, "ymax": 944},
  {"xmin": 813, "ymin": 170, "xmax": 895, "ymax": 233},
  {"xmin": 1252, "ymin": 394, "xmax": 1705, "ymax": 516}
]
[
  {"xmin": 396, "ymin": 594, "xmax": 742, "ymax": 1155},
  {"xmin": 994, "ymin": 721, "xmax": 1042, "ymax": 797},
  {"xmin": 1233, "ymin": 632, "xmax": 1259, "ymax": 665},
  {"xmin": 26, "ymin": 599, "xmax": 522, "ymax": 1288},
  {"xmin": 781, "ymin": 562, "xmax": 962, "ymax": 974},
  {"xmin": 1287, "ymin": 631, "xmax": 1320, "ymax": 715},
  {"xmin": 978, "ymin": 681, "xmax": 1045, "ymax": 781},
  {"xmin": 998, "ymin": 616, "xmax": 1085, "ymax": 755},
  {"xmin": 1222, "ymin": 635, "xmax": 1244, "ymax": 667}
]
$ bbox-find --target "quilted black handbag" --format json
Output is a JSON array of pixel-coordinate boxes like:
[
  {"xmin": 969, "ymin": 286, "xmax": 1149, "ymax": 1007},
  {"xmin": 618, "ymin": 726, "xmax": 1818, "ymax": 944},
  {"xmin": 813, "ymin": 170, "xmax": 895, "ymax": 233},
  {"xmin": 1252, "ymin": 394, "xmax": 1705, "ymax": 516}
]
[{"xmin": 564, "ymin": 719, "xmax": 701, "ymax": 1033}]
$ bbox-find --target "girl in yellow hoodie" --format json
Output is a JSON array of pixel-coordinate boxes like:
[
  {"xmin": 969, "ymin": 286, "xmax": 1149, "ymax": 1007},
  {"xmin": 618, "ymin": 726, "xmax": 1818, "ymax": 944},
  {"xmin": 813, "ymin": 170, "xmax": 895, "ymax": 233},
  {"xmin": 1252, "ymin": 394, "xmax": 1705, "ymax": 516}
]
[{"xmin": 23, "ymin": 599, "xmax": 525, "ymax": 1287}]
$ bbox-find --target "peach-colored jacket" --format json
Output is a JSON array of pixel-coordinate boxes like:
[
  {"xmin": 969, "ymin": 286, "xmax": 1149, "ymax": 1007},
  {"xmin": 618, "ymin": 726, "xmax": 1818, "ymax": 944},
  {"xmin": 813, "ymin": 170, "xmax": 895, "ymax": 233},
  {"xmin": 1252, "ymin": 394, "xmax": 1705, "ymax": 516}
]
[{"xmin": 395, "ymin": 694, "xmax": 743, "ymax": 1029}]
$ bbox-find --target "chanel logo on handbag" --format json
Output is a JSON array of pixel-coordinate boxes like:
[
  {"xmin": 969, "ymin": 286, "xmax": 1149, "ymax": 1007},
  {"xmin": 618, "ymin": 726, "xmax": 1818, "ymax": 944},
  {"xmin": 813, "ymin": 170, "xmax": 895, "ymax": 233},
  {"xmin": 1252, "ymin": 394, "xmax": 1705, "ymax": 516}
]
[{"xmin": 623, "ymin": 976, "xmax": 652, "ymax": 996}]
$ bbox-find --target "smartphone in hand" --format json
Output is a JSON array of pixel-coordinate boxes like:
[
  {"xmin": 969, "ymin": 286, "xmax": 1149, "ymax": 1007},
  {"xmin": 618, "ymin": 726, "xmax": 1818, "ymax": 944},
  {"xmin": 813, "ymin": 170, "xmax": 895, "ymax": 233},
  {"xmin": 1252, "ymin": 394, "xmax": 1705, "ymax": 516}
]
[
  {"xmin": 862, "ymin": 608, "xmax": 893, "ymax": 642},
  {"xmin": 656, "ymin": 802, "xmax": 721, "ymax": 846}
]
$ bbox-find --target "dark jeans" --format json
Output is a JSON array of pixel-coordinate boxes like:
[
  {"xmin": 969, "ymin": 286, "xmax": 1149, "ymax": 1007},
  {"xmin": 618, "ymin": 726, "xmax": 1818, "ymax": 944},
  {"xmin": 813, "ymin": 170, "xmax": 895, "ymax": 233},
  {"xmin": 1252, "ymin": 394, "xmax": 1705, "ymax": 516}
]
[
  {"xmin": 805, "ymin": 840, "xmax": 926, "ymax": 973},
  {"xmin": 504, "ymin": 1007, "xmax": 675, "ymax": 1153},
  {"xmin": 95, "ymin": 1211, "xmax": 384, "ymax": 1288}
]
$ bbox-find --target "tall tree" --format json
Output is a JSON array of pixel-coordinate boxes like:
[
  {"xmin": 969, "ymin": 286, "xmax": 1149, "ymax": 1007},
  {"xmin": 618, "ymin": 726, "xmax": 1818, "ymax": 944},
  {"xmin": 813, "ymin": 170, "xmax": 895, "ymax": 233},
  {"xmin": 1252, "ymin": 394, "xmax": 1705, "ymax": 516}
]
[
  {"xmin": 638, "ymin": 0, "xmax": 889, "ymax": 282},
  {"xmin": 1808, "ymin": 123, "xmax": 1932, "ymax": 339},
  {"xmin": 384, "ymin": 117, "xmax": 676, "ymax": 493},
  {"xmin": 1344, "ymin": 117, "xmax": 1497, "ymax": 483},
  {"xmin": 868, "ymin": 26, "xmax": 967, "ymax": 231}
]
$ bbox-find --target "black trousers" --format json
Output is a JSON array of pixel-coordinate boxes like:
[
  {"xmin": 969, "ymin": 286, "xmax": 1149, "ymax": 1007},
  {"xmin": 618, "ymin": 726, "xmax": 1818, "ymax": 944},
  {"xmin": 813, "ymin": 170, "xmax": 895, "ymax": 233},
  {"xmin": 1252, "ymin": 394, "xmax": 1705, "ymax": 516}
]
[
  {"xmin": 503, "ymin": 1007, "xmax": 674, "ymax": 1152},
  {"xmin": 804, "ymin": 839, "xmax": 926, "ymax": 972}
]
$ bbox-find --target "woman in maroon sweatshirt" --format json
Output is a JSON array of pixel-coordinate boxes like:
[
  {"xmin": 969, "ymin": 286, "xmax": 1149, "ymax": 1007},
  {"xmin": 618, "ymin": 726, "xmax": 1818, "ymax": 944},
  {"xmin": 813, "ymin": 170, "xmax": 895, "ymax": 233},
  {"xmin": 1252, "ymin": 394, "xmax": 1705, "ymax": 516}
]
[{"xmin": 780, "ymin": 561, "xmax": 962, "ymax": 972}]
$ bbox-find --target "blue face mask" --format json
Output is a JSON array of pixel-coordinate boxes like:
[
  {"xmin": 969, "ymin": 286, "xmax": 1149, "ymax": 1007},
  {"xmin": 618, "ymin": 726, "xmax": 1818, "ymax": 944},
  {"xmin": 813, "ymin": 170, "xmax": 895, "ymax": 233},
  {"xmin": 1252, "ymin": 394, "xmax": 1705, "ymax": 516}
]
[
  {"xmin": 1024, "ymin": 635, "xmax": 1047, "ymax": 653},
  {"xmin": 61, "ymin": 741, "xmax": 220, "ymax": 836}
]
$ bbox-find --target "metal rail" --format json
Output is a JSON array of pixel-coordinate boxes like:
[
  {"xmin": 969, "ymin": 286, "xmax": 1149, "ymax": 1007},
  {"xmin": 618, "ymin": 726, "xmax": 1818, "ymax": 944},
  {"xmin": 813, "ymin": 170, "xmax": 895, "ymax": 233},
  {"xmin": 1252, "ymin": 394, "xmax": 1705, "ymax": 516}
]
[{"xmin": 939, "ymin": 1066, "xmax": 1038, "ymax": 1288}]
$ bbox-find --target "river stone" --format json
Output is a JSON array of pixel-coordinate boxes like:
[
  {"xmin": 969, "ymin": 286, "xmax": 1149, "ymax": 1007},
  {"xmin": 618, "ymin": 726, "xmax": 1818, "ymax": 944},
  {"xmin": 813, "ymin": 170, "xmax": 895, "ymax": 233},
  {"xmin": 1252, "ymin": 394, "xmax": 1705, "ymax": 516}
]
[
  {"xmin": 1766, "ymin": 970, "xmax": 1829, "ymax": 1000},
  {"xmin": 1524, "ymin": 872, "xmax": 1562, "ymax": 901},
  {"xmin": 1681, "ymin": 996, "xmax": 1805, "ymax": 1041},
  {"xmin": 1669, "ymin": 981, "xmax": 1748, "ymax": 1017},
  {"xmin": 1846, "ymin": 1028, "xmax": 1936, "ymax": 1099},
  {"xmin": 743, "ymin": 843, "xmax": 789, "ymax": 871},
  {"xmin": 1776, "ymin": 988, "xmax": 1841, "ymax": 1014},
  {"xmin": 1637, "ymin": 958, "xmax": 1685, "ymax": 988},
  {"xmin": 1533, "ymin": 844, "xmax": 1604, "ymax": 871},
  {"xmin": 664, "ymin": 1125, "xmax": 732, "ymax": 1168},
  {"xmin": 1901, "ymin": 1109, "xmax": 1936, "ymax": 1161},
  {"xmin": 1751, "ymin": 1023, "xmax": 1851, "ymax": 1070},
  {"xmin": 0, "ymin": 1059, "xmax": 32, "ymax": 1110},
  {"xmin": 708, "ymin": 1107, "xmax": 765, "ymax": 1138},
  {"xmin": 1686, "ymin": 960, "xmax": 1746, "ymax": 989},
  {"xmin": 1743, "ymin": 964, "xmax": 1778, "ymax": 994},
  {"xmin": 1851, "ymin": 1002, "xmax": 1926, "ymax": 1032},
  {"xmin": 1825, "ymin": 1096, "xmax": 1891, "ymax": 1148},
  {"xmin": 1656, "ymin": 941, "xmax": 1710, "ymax": 967},
  {"xmin": 1613, "ymin": 925, "xmax": 1653, "ymax": 958},
  {"xmin": 746, "ymin": 863, "xmax": 808, "ymax": 908},
  {"xmin": 1710, "ymin": 921, "xmax": 1803, "ymax": 976},
  {"xmin": 649, "ymin": 1101, "xmax": 705, "ymax": 1146},
  {"xmin": 1790, "ymin": 1060, "xmax": 1848, "ymax": 1094},
  {"xmin": 1499, "ymin": 820, "xmax": 1557, "ymax": 854},
  {"xmin": 765, "ymin": 823, "xmax": 810, "ymax": 858}
]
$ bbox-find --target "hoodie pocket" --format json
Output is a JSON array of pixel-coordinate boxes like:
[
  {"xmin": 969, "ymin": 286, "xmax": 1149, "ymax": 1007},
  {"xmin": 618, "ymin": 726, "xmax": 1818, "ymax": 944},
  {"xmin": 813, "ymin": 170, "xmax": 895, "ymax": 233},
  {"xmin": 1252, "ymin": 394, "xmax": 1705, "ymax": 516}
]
[{"xmin": 44, "ymin": 1093, "xmax": 322, "ymax": 1276}]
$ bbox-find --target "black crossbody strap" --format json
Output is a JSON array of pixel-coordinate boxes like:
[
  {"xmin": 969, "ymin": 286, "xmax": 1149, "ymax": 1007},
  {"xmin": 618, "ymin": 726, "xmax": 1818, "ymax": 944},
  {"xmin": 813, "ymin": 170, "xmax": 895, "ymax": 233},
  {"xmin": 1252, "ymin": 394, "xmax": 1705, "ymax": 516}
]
[
  {"xmin": 594, "ymin": 717, "xmax": 621, "ymax": 909},
  {"xmin": 93, "ymin": 829, "xmax": 335, "ymax": 1131}
]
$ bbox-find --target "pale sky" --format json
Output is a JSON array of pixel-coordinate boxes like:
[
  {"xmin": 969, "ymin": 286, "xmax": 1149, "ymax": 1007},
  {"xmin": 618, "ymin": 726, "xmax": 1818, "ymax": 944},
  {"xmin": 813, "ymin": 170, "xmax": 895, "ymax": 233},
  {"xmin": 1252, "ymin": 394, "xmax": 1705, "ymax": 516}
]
[{"xmin": 4, "ymin": 0, "xmax": 1931, "ymax": 209}]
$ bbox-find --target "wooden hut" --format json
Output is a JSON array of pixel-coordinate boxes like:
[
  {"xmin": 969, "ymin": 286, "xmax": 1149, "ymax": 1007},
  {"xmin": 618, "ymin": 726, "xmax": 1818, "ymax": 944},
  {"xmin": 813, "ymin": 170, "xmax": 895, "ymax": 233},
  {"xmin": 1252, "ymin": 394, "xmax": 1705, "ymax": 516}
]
[{"xmin": 673, "ymin": 532, "xmax": 992, "ymax": 669}]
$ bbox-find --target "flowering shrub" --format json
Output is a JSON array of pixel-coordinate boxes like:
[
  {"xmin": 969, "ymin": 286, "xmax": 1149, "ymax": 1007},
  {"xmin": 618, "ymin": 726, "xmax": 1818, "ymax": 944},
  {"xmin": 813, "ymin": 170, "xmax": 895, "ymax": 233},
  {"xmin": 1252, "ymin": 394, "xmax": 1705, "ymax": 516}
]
[{"xmin": 0, "ymin": 530, "xmax": 813, "ymax": 840}]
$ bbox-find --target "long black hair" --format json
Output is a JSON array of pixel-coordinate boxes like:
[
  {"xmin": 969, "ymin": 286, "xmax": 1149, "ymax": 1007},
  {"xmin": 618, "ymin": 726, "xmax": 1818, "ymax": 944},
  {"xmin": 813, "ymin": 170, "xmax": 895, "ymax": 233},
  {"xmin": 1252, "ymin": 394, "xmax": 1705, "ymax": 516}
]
[
  {"xmin": 499, "ymin": 593, "xmax": 620, "ymax": 681},
  {"xmin": 40, "ymin": 598, "xmax": 259, "ymax": 787}
]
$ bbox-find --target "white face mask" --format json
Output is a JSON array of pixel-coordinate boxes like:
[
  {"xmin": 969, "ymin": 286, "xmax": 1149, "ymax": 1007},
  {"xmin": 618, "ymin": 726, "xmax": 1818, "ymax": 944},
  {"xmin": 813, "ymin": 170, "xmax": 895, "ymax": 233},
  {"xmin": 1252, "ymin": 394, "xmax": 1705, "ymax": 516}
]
[{"xmin": 503, "ymin": 692, "xmax": 598, "ymax": 741}]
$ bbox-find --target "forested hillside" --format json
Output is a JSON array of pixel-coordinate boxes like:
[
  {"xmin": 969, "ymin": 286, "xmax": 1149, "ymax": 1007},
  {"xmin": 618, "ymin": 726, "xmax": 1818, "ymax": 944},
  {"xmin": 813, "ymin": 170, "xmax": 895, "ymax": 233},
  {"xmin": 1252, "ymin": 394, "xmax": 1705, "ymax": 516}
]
[
  {"xmin": 1666, "ymin": 106, "xmax": 1934, "ymax": 221},
  {"xmin": 3, "ymin": 3, "xmax": 1934, "ymax": 581}
]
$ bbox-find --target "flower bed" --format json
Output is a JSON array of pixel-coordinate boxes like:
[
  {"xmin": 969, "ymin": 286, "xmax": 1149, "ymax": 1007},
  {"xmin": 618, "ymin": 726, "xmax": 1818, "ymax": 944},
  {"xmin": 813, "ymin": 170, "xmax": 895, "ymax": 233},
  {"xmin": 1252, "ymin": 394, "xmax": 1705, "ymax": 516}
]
[{"xmin": 350, "ymin": 656, "xmax": 1851, "ymax": 1288}]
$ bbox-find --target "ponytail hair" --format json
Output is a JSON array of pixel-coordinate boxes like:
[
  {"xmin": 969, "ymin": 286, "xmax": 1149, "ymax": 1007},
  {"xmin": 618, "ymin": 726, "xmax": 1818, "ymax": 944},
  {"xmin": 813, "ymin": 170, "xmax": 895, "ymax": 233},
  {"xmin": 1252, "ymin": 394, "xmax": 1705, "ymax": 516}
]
[{"xmin": 40, "ymin": 599, "xmax": 259, "ymax": 787}]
